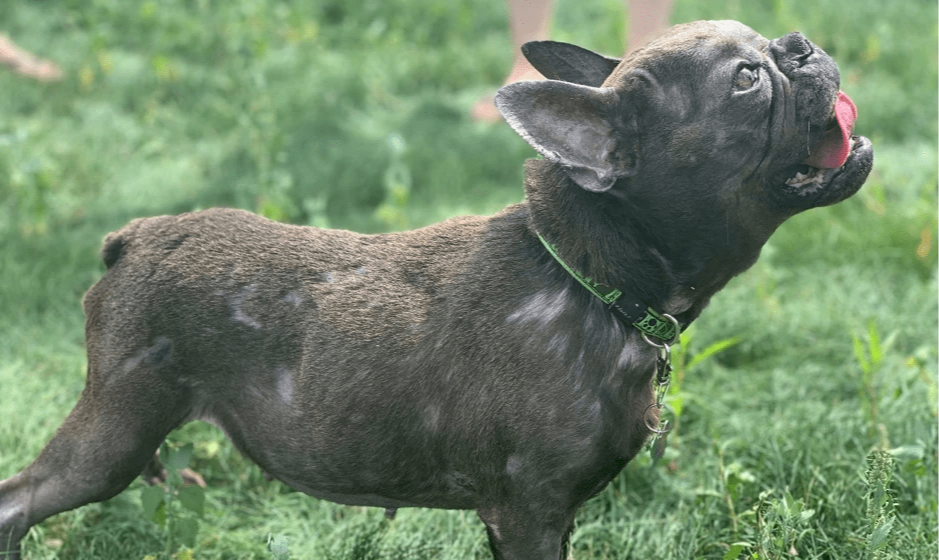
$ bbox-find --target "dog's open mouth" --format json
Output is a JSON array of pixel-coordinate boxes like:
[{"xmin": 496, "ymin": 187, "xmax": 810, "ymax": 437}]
[
  {"xmin": 783, "ymin": 135, "xmax": 860, "ymax": 190},
  {"xmin": 779, "ymin": 91, "xmax": 861, "ymax": 194}
]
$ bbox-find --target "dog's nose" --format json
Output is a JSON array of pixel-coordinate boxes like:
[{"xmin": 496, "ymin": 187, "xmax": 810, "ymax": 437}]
[
  {"xmin": 768, "ymin": 31, "xmax": 840, "ymax": 84},
  {"xmin": 770, "ymin": 32, "xmax": 814, "ymax": 67},
  {"xmin": 777, "ymin": 32, "xmax": 813, "ymax": 57}
]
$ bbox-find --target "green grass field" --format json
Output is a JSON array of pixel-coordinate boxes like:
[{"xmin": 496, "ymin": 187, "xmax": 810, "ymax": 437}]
[{"xmin": 1, "ymin": 0, "xmax": 936, "ymax": 558}]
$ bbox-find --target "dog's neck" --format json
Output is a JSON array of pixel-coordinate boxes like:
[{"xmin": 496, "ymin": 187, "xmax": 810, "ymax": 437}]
[
  {"xmin": 524, "ymin": 159, "xmax": 675, "ymax": 309},
  {"xmin": 523, "ymin": 159, "xmax": 736, "ymax": 325}
]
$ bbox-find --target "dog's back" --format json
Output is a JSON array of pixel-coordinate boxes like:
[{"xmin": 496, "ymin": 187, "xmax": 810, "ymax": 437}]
[{"xmin": 89, "ymin": 207, "xmax": 489, "ymax": 343}]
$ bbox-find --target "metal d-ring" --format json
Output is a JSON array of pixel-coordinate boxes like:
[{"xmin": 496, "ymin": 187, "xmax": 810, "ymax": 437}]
[
  {"xmin": 641, "ymin": 313, "xmax": 681, "ymax": 348},
  {"xmin": 643, "ymin": 402, "xmax": 669, "ymax": 434}
]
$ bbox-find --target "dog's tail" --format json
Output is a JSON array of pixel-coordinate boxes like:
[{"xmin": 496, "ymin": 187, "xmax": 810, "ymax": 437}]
[
  {"xmin": 101, "ymin": 232, "xmax": 127, "ymax": 269},
  {"xmin": 100, "ymin": 217, "xmax": 148, "ymax": 269}
]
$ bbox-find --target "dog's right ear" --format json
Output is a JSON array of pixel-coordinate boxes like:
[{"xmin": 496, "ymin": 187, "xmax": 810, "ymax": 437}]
[
  {"xmin": 496, "ymin": 80, "xmax": 637, "ymax": 193},
  {"xmin": 521, "ymin": 41, "xmax": 621, "ymax": 87}
]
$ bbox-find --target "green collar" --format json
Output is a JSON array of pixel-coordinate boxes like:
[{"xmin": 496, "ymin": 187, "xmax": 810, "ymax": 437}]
[{"xmin": 536, "ymin": 232, "xmax": 681, "ymax": 343}]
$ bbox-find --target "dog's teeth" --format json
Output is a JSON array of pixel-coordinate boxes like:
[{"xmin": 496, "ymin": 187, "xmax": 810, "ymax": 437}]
[{"xmin": 786, "ymin": 167, "xmax": 828, "ymax": 188}]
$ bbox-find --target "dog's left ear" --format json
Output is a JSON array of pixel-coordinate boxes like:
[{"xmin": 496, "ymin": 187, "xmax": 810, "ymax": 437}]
[
  {"xmin": 495, "ymin": 80, "xmax": 636, "ymax": 193},
  {"xmin": 521, "ymin": 41, "xmax": 621, "ymax": 87}
]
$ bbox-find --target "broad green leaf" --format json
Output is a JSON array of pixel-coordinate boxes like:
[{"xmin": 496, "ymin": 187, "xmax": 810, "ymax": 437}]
[
  {"xmin": 166, "ymin": 443, "xmax": 194, "ymax": 471},
  {"xmin": 174, "ymin": 518, "xmax": 200, "ymax": 548},
  {"xmin": 140, "ymin": 485, "xmax": 165, "ymax": 520},
  {"xmin": 869, "ymin": 517, "xmax": 895, "ymax": 550},
  {"xmin": 178, "ymin": 485, "xmax": 205, "ymax": 516},
  {"xmin": 153, "ymin": 501, "xmax": 167, "ymax": 529}
]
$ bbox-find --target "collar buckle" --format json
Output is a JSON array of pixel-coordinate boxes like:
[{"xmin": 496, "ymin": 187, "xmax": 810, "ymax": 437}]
[{"xmin": 636, "ymin": 311, "xmax": 681, "ymax": 347}]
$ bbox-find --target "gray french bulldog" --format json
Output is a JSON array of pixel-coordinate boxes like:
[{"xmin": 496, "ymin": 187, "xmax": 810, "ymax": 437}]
[{"xmin": 0, "ymin": 20, "xmax": 872, "ymax": 560}]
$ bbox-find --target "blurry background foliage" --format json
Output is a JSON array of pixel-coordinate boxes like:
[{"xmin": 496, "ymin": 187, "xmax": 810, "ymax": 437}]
[{"xmin": 0, "ymin": 0, "xmax": 935, "ymax": 559}]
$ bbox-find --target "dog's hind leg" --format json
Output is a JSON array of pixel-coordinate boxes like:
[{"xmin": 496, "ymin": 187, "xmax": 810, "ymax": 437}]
[{"xmin": 0, "ymin": 360, "xmax": 189, "ymax": 560}]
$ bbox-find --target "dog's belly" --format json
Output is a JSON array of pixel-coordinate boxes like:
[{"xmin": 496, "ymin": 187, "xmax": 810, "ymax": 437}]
[
  {"xmin": 280, "ymin": 488, "xmax": 421, "ymax": 510},
  {"xmin": 270, "ymin": 472, "xmax": 476, "ymax": 511},
  {"xmin": 194, "ymin": 397, "xmax": 480, "ymax": 511}
]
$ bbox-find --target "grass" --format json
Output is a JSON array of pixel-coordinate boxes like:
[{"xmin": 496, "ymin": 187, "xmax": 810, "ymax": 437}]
[{"xmin": 1, "ymin": 0, "xmax": 936, "ymax": 558}]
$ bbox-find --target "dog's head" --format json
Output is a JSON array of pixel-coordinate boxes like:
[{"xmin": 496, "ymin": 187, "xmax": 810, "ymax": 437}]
[{"xmin": 496, "ymin": 20, "xmax": 873, "ymax": 228}]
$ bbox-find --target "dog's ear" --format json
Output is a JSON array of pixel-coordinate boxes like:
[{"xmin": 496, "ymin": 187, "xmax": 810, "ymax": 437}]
[
  {"xmin": 521, "ymin": 41, "xmax": 620, "ymax": 87},
  {"xmin": 495, "ymin": 80, "xmax": 635, "ymax": 193}
]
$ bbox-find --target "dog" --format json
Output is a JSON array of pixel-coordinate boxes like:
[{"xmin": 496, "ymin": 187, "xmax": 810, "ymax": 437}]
[{"xmin": 0, "ymin": 20, "xmax": 872, "ymax": 559}]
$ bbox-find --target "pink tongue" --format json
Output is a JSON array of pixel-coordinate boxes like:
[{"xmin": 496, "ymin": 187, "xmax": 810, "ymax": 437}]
[{"xmin": 804, "ymin": 91, "xmax": 857, "ymax": 169}]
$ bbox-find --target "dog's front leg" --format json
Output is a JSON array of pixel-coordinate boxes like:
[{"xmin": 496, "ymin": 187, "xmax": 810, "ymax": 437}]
[{"xmin": 477, "ymin": 505, "xmax": 575, "ymax": 560}]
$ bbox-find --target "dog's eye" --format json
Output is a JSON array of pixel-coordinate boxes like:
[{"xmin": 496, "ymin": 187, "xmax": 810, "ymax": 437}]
[{"xmin": 734, "ymin": 66, "xmax": 760, "ymax": 92}]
